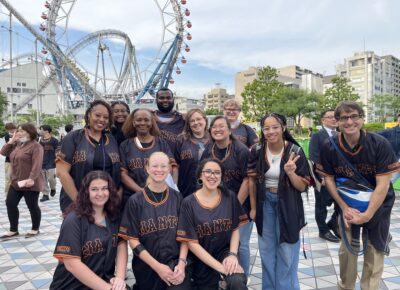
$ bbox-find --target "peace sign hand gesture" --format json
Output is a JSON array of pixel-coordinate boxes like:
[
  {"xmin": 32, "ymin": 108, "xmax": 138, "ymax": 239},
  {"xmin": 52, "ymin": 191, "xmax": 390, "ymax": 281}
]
[{"xmin": 284, "ymin": 152, "xmax": 300, "ymax": 176}]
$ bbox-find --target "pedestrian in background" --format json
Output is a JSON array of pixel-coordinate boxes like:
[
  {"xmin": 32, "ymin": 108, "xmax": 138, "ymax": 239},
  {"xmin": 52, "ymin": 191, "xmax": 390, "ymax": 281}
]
[
  {"xmin": 39, "ymin": 124, "xmax": 58, "ymax": 202},
  {"xmin": 0, "ymin": 123, "xmax": 44, "ymax": 238}
]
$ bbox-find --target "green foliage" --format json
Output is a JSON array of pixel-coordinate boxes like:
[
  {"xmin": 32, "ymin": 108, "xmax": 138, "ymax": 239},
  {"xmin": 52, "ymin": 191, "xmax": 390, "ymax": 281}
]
[
  {"xmin": 363, "ymin": 122, "xmax": 384, "ymax": 132},
  {"xmin": 272, "ymin": 87, "xmax": 323, "ymax": 132},
  {"xmin": 204, "ymin": 108, "xmax": 222, "ymax": 116},
  {"xmin": 242, "ymin": 66, "xmax": 284, "ymax": 122},
  {"xmin": 16, "ymin": 110, "xmax": 75, "ymax": 135},
  {"xmin": 369, "ymin": 94, "xmax": 399, "ymax": 122},
  {"xmin": 323, "ymin": 76, "xmax": 360, "ymax": 110},
  {"xmin": 0, "ymin": 91, "xmax": 7, "ymax": 137}
]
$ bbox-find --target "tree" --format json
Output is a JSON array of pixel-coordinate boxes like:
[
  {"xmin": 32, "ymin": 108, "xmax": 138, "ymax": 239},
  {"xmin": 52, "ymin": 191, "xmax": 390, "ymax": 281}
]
[
  {"xmin": 204, "ymin": 108, "xmax": 222, "ymax": 116},
  {"xmin": 369, "ymin": 94, "xmax": 400, "ymax": 122},
  {"xmin": 272, "ymin": 87, "xmax": 323, "ymax": 133},
  {"xmin": 369, "ymin": 94, "xmax": 393, "ymax": 122},
  {"xmin": 323, "ymin": 76, "xmax": 359, "ymax": 110},
  {"xmin": 0, "ymin": 91, "xmax": 8, "ymax": 137},
  {"xmin": 242, "ymin": 66, "xmax": 284, "ymax": 122}
]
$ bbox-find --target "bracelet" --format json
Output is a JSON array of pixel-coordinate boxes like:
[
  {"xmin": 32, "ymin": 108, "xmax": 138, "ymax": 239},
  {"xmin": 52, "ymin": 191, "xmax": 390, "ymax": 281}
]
[
  {"xmin": 178, "ymin": 258, "xmax": 187, "ymax": 265},
  {"xmin": 133, "ymin": 243, "xmax": 145, "ymax": 257},
  {"xmin": 228, "ymin": 251, "xmax": 238, "ymax": 258}
]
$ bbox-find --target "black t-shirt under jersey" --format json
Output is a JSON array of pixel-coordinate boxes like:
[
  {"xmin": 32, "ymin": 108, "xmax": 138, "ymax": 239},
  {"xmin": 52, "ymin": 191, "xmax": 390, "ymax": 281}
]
[
  {"xmin": 119, "ymin": 187, "xmax": 182, "ymax": 290},
  {"xmin": 176, "ymin": 191, "xmax": 248, "ymax": 287}
]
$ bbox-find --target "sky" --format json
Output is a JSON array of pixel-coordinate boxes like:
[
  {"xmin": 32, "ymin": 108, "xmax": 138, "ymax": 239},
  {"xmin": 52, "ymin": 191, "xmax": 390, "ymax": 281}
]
[{"xmin": 1, "ymin": 0, "xmax": 400, "ymax": 99}]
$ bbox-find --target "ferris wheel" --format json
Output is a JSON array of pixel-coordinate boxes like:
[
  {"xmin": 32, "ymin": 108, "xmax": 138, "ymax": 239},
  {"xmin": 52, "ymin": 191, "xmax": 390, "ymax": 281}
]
[{"xmin": 0, "ymin": 0, "xmax": 192, "ymax": 112}]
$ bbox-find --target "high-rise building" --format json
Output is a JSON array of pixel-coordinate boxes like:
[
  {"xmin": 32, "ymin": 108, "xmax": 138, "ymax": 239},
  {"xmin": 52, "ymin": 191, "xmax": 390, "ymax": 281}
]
[
  {"xmin": 336, "ymin": 51, "xmax": 400, "ymax": 122},
  {"xmin": 235, "ymin": 65, "xmax": 323, "ymax": 103},
  {"xmin": 205, "ymin": 84, "xmax": 234, "ymax": 112}
]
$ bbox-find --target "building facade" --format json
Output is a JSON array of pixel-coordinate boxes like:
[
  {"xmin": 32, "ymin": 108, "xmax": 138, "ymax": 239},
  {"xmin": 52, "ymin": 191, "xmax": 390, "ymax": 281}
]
[
  {"xmin": 205, "ymin": 84, "xmax": 234, "ymax": 112},
  {"xmin": 336, "ymin": 51, "xmax": 400, "ymax": 122},
  {"xmin": 0, "ymin": 62, "xmax": 59, "ymax": 121}
]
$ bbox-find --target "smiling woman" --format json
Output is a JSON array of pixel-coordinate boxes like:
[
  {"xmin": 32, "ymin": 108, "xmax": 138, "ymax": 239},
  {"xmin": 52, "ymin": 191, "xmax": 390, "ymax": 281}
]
[
  {"xmin": 56, "ymin": 100, "xmax": 122, "ymax": 213},
  {"xmin": 119, "ymin": 108, "xmax": 177, "ymax": 206}
]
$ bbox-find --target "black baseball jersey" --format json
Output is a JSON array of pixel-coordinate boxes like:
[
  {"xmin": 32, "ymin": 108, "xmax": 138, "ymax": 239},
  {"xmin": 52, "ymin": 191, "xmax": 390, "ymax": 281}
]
[
  {"xmin": 232, "ymin": 123, "xmax": 258, "ymax": 148},
  {"xmin": 119, "ymin": 137, "xmax": 175, "ymax": 199},
  {"xmin": 176, "ymin": 191, "xmax": 248, "ymax": 287},
  {"xmin": 201, "ymin": 139, "xmax": 251, "ymax": 212},
  {"xmin": 119, "ymin": 187, "xmax": 182, "ymax": 290},
  {"xmin": 154, "ymin": 111, "xmax": 185, "ymax": 153},
  {"xmin": 57, "ymin": 129, "xmax": 121, "ymax": 212},
  {"xmin": 50, "ymin": 212, "xmax": 121, "ymax": 290},
  {"xmin": 40, "ymin": 137, "xmax": 58, "ymax": 169},
  {"xmin": 175, "ymin": 135, "xmax": 209, "ymax": 198},
  {"xmin": 319, "ymin": 131, "xmax": 399, "ymax": 252}
]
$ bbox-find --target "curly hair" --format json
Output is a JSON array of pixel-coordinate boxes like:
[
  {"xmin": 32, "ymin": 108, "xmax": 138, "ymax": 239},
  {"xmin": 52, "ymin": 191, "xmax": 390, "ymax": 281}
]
[
  {"xmin": 122, "ymin": 108, "xmax": 160, "ymax": 138},
  {"xmin": 196, "ymin": 158, "xmax": 229, "ymax": 196},
  {"xmin": 84, "ymin": 99, "xmax": 113, "ymax": 129},
  {"xmin": 67, "ymin": 171, "xmax": 121, "ymax": 223}
]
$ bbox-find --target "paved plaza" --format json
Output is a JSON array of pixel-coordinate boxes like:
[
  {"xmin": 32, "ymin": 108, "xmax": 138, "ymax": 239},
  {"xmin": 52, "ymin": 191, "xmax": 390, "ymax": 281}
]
[{"xmin": 0, "ymin": 157, "xmax": 400, "ymax": 289}]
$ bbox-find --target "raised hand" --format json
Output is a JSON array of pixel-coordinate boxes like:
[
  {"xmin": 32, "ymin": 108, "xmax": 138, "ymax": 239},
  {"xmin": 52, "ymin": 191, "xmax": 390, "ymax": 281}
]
[{"xmin": 284, "ymin": 152, "xmax": 300, "ymax": 176}]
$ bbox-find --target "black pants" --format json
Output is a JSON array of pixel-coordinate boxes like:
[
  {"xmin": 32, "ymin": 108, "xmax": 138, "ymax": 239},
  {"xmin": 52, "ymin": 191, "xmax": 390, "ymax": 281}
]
[
  {"xmin": 6, "ymin": 187, "xmax": 41, "ymax": 232},
  {"xmin": 314, "ymin": 186, "xmax": 338, "ymax": 234},
  {"xmin": 192, "ymin": 273, "xmax": 248, "ymax": 290}
]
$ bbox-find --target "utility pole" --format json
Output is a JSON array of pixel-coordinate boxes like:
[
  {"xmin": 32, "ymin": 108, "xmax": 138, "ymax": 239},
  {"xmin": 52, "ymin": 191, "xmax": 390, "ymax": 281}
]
[
  {"xmin": 9, "ymin": 11, "xmax": 13, "ymax": 122},
  {"xmin": 35, "ymin": 39, "xmax": 40, "ymax": 126}
]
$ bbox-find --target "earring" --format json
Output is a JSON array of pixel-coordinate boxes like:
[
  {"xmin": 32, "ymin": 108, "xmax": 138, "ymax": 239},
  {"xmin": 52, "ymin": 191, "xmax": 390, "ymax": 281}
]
[{"xmin": 197, "ymin": 178, "xmax": 203, "ymax": 186}]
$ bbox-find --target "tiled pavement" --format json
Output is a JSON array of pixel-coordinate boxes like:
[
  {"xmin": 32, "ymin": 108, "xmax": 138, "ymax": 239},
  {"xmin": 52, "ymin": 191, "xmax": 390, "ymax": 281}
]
[{"xmin": 0, "ymin": 159, "xmax": 400, "ymax": 289}]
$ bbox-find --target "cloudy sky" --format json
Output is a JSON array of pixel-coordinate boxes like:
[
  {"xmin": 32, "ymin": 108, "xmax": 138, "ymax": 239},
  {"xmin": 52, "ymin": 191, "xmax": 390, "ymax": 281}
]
[{"xmin": 1, "ymin": 0, "xmax": 399, "ymax": 99}]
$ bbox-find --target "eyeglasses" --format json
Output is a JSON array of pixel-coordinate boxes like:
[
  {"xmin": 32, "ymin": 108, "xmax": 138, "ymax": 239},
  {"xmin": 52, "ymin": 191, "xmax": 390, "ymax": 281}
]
[
  {"xmin": 262, "ymin": 125, "xmax": 282, "ymax": 133},
  {"xmin": 202, "ymin": 170, "xmax": 222, "ymax": 177},
  {"xmin": 224, "ymin": 108, "xmax": 240, "ymax": 113},
  {"xmin": 338, "ymin": 114, "xmax": 363, "ymax": 122}
]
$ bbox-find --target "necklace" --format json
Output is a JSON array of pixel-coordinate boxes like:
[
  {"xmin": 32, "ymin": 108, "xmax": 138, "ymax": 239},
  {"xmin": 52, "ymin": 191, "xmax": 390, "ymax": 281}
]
[
  {"xmin": 147, "ymin": 187, "xmax": 166, "ymax": 203},
  {"xmin": 266, "ymin": 145, "xmax": 284, "ymax": 164}
]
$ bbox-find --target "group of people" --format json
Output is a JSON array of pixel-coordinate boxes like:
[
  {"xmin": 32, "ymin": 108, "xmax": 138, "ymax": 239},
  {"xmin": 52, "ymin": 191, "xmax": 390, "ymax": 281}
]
[{"xmin": 0, "ymin": 87, "xmax": 399, "ymax": 290}]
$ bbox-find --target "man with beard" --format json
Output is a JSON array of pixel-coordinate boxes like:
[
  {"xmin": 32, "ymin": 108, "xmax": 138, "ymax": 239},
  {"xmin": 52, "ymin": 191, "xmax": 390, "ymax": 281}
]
[{"xmin": 154, "ymin": 88, "xmax": 185, "ymax": 153}]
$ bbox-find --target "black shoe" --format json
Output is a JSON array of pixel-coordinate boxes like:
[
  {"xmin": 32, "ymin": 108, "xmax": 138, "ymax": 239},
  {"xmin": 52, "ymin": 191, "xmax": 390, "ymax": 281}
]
[
  {"xmin": 319, "ymin": 231, "xmax": 340, "ymax": 243},
  {"xmin": 329, "ymin": 225, "xmax": 341, "ymax": 239},
  {"xmin": 50, "ymin": 189, "xmax": 56, "ymax": 197},
  {"xmin": 40, "ymin": 195, "xmax": 49, "ymax": 202}
]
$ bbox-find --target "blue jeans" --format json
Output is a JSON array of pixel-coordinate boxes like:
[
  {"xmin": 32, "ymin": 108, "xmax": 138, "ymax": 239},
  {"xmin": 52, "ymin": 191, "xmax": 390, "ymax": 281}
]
[
  {"xmin": 239, "ymin": 220, "xmax": 254, "ymax": 276},
  {"xmin": 392, "ymin": 170, "xmax": 400, "ymax": 184},
  {"xmin": 258, "ymin": 191, "xmax": 300, "ymax": 290}
]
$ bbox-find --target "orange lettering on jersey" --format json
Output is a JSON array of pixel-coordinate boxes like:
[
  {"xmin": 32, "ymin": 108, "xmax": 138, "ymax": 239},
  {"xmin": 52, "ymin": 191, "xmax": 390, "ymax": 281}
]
[
  {"xmin": 72, "ymin": 151, "xmax": 86, "ymax": 164},
  {"xmin": 82, "ymin": 239, "xmax": 104, "ymax": 258},
  {"xmin": 160, "ymin": 130, "xmax": 177, "ymax": 142},
  {"xmin": 56, "ymin": 246, "xmax": 71, "ymax": 253},
  {"xmin": 180, "ymin": 150, "xmax": 193, "ymax": 160}
]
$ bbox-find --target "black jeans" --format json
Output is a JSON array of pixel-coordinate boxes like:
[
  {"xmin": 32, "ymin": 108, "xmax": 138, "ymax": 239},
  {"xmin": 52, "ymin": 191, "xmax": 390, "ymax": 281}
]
[
  {"xmin": 315, "ymin": 186, "xmax": 338, "ymax": 234},
  {"xmin": 6, "ymin": 186, "xmax": 41, "ymax": 232}
]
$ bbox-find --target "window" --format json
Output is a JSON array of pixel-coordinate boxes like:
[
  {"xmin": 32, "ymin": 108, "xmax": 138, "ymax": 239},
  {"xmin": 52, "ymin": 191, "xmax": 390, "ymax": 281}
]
[
  {"xmin": 27, "ymin": 104, "xmax": 33, "ymax": 109},
  {"xmin": 22, "ymin": 83, "xmax": 26, "ymax": 87},
  {"xmin": 12, "ymin": 103, "xmax": 16, "ymax": 109},
  {"xmin": 17, "ymin": 82, "xmax": 21, "ymax": 86}
]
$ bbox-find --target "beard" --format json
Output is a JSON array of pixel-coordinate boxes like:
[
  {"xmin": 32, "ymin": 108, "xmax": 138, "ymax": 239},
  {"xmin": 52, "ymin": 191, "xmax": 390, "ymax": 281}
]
[{"xmin": 157, "ymin": 100, "xmax": 175, "ymax": 113}]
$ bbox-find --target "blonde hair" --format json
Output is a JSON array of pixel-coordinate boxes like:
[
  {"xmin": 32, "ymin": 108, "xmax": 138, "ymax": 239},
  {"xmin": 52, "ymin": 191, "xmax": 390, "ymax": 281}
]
[
  {"xmin": 144, "ymin": 152, "xmax": 171, "ymax": 186},
  {"xmin": 223, "ymin": 99, "xmax": 241, "ymax": 111}
]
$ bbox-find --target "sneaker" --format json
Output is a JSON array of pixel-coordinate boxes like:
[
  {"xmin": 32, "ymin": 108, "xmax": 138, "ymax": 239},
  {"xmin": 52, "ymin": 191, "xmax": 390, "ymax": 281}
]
[
  {"xmin": 50, "ymin": 189, "xmax": 56, "ymax": 197},
  {"xmin": 40, "ymin": 195, "xmax": 49, "ymax": 202}
]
